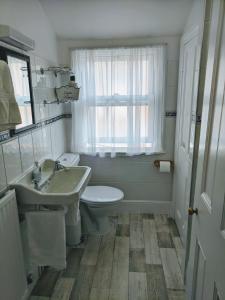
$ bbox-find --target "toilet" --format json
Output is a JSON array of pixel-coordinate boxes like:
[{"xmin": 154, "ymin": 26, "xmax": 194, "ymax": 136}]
[
  {"xmin": 58, "ymin": 153, "xmax": 124, "ymax": 235},
  {"xmin": 80, "ymin": 185, "xmax": 124, "ymax": 234}
]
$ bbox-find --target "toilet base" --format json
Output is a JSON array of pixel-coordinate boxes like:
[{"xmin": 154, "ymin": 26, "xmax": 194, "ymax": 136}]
[{"xmin": 80, "ymin": 203, "xmax": 112, "ymax": 235}]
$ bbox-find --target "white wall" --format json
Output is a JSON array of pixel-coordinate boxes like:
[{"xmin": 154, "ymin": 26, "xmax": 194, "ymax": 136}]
[
  {"xmin": 184, "ymin": 0, "xmax": 205, "ymax": 34},
  {"xmin": 0, "ymin": 0, "xmax": 58, "ymax": 63},
  {"xmin": 58, "ymin": 35, "xmax": 180, "ymax": 67}
]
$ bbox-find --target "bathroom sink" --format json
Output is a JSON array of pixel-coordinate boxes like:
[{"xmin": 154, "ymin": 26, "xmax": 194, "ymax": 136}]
[{"xmin": 11, "ymin": 160, "xmax": 91, "ymax": 206}]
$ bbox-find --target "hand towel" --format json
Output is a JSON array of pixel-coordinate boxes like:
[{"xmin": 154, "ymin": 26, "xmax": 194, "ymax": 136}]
[
  {"xmin": 25, "ymin": 209, "xmax": 66, "ymax": 270},
  {"xmin": 0, "ymin": 60, "xmax": 22, "ymax": 131}
]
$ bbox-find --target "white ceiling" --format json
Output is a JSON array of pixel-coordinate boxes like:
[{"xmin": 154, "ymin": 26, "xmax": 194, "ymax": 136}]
[{"xmin": 39, "ymin": 0, "xmax": 193, "ymax": 39}]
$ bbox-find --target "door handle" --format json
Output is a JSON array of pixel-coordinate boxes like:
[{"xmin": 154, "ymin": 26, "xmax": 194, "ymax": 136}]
[{"xmin": 188, "ymin": 208, "xmax": 198, "ymax": 215}]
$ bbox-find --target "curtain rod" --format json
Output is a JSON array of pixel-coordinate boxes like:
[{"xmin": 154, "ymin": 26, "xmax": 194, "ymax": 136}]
[{"xmin": 70, "ymin": 43, "xmax": 168, "ymax": 51}]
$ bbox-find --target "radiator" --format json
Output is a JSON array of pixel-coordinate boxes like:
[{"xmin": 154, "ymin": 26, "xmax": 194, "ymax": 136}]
[{"xmin": 0, "ymin": 190, "xmax": 27, "ymax": 300}]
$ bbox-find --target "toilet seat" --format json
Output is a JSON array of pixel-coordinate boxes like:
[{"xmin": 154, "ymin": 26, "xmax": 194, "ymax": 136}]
[{"xmin": 81, "ymin": 186, "xmax": 124, "ymax": 205}]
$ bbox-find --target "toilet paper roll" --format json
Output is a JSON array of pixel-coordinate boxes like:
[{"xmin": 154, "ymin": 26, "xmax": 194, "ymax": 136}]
[{"xmin": 159, "ymin": 161, "xmax": 171, "ymax": 173}]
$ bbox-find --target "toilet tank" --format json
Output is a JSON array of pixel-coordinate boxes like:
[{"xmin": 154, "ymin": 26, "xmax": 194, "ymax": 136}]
[{"xmin": 57, "ymin": 153, "xmax": 80, "ymax": 167}]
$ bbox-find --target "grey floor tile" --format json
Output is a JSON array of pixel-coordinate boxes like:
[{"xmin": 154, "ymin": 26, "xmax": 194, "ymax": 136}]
[
  {"xmin": 118, "ymin": 214, "xmax": 130, "ymax": 225},
  {"xmin": 91, "ymin": 235, "xmax": 114, "ymax": 290},
  {"xmin": 50, "ymin": 278, "xmax": 74, "ymax": 300},
  {"xmin": 160, "ymin": 248, "xmax": 184, "ymax": 290},
  {"xmin": 168, "ymin": 218, "xmax": 180, "ymax": 237},
  {"xmin": 69, "ymin": 265, "xmax": 95, "ymax": 300},
  {"xmin": 32, "ymin": 268, "xmax": 60, "ymax": 297},
  {"xmin": 92, "ymin": 235, "xmax": 115, "ymax": 289},
  {"xmin": 30, "ymin": 297, "xmax": 49, "ymax": 300},
  {"xmin": 110, "ymin": 237, "xmax": 129, "ymax": 290},
  {"xmin": 109, "ymin": 287, "xmax": 128, "ymax": 300},
  {"xmin": 167, "ymin": 289, "xmax": 186, "ymax": 300},
  {"xmin": 157, "ymin": 232, "xmax": 174, "ymax": 248},
  {"xmin": 129, "ymin": 272, "xmax": 148, "ymax": 300},
  {"xmin": 62, "ymin": 248, "xmax": 83, "ymax": 278},
  {"xmin": 129, "ymin": 248, "xmax": 146, "ymax": 272},
  {"xmin": 116, "ymin": 224, "xmax": 130, "ymax": 237},
  {"xmin": 142, "ymin": 213, "xmax": 154, "ymax": 220},
  {"xmin": 80, "ymin": 235, "xmax": 101, "ymax": 266},
  {"xmin": 89, "ymin": 288, "xmax": 109, "ymax": 300},
  {"xmin": 130, "ymin": 214, "xmax": 144, "ymax": 249},
  {"xmin": 173, "ymin": 237, "xmax": 184, "ymax": 268},
  {"xmin": 143, "ymin": 219, "xmax": 161, "ymax": 265},
  {"xmin": 155, "ymin": 215, "xmax": 170, "ymax": 233},
  {"xmin": 146, "ymin": 264, "xmax": 168, "ymax": 300}
]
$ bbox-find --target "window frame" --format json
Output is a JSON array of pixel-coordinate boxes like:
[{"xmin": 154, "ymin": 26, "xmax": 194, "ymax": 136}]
[
  {"xmin": 0, "ymin": 46, "xmax": 36, "ymax": 134},
  {"xmin": 93, "ymin": 56, "xmax": 153, "ymax": 150}
]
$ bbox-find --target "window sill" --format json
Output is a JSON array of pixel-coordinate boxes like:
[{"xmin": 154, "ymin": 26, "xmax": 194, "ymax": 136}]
[{"xmin": 79, "ymin": 150, "xmax": 166, "ymax": 157}]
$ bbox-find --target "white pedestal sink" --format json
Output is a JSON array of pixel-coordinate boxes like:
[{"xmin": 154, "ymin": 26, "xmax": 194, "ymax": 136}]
[
  {"xmin": 11, "ymin": 159, "xmax": 91, "ymax": 206},
  {"xmin": 11, "ymin": 159, "xmax": 91, "ymax": 246}
]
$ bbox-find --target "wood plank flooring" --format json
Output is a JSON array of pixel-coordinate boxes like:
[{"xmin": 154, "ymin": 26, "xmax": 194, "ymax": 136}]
[{"xmin": 30, "ymin": 214, "xmax": 185, "ymax": 300}]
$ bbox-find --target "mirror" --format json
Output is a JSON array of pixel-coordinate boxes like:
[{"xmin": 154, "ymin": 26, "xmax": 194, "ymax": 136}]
[
  {"xmin": 7, "ymin": 55, "xmax": 33, "ymax": 130},
  {"xmin": 0, "ymin": 47, "xmax": 35, "ymax": 132}
]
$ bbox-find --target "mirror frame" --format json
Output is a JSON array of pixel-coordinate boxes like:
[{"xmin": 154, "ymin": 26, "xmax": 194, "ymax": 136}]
[{"xmin": 0, "ymin": 46, "xmax": 36, "ymax": 134}]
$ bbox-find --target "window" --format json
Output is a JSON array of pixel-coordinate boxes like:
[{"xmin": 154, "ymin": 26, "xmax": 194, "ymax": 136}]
[
  {"xmin": 0, "ymin": 47, "xmax": 35, "ymax": 132},
  {"xmin": 71, "ymin": 46, "xmax": 166, "ymax": 156}
]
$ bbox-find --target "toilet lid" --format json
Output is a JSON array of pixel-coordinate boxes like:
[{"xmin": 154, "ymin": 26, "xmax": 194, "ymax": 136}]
[{"xmin": 81, "ymin": 186, "xmax": 124, "ymax": 203}]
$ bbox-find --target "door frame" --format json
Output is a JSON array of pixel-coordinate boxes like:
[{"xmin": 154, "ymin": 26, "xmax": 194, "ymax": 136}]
[
  {"xmin": 185, "ymin": 0, "xmax": 225, "ymax": 298},
  {"xmin": 172, "ymin": 25, "xmax": 202, "ymax": 271}
]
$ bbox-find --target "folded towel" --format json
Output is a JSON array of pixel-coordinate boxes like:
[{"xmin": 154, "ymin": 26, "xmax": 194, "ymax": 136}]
[
  {"xmin": 0, "ymin": 60, "xmax": 22, "ymax": 132},
  {"xmin": 25, "ymin": 209, "xmax": 66, "ymax": 270}
]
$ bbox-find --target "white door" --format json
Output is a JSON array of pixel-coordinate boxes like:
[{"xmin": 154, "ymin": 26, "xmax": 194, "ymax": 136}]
[
  {"xmin": 173, "ymin": 26, "xmax": 201, "ymax": 249},
  {"xmin": 186, "ymin": 0, "xmax": 225, "ymax": 299}
]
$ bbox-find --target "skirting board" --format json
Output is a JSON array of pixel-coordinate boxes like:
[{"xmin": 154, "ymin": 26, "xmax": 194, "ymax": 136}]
[{"xmin": 111, "ymin": 200, "xmax": 172, "ymax": 216}]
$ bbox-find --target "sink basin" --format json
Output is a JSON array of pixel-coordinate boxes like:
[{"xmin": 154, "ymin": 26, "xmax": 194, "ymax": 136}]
[{"xmin": 11, "ymin": 160, "xmax": 91, "ymax": 206}]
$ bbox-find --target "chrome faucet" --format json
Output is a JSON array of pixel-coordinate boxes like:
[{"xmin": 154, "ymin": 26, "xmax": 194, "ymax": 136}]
[{"xmin": 55, "ymin": 160, "xmax": 65, "ymax": 171}]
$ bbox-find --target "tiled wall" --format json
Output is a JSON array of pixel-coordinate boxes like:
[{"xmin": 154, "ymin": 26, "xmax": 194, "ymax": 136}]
[{"xmin": 0, "ymin": 49, "xmax": 70, "ymax": 193}]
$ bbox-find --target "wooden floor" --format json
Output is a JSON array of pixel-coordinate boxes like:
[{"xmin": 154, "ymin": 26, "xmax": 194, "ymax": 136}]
[{"xmin": 30, "ymin": 214, "xmax": 185, "ymax": 300}]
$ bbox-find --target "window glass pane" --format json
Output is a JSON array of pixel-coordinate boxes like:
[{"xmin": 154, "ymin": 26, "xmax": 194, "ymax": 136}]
[
  {"xmin": 94, "ymin": 58, "xmax": 150, "ymax": 97},
  {"xmin": 7, "ymin": 55, "xmax": 33, "ymax": 129},
  {"xmin": 95, "ymin": 105, "xmax": 151, "ymax": 149}
]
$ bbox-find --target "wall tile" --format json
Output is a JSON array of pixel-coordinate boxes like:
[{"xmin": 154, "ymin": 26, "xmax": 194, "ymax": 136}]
[
  {"xmin": 0, "ymin": 145, "xmax": 7, "ymax": 192},
  {"xmin": 89, "ymin": 180, "xmax": 172, "ymax": 201},
  {"xmin": 167, "ymin": 60, "xmax": 179, "ymax": 87},
  {"xmin": 35, "ymin": 56, "xmax": 48, "ymax": 89},
  {"xmin": 63, "ymin": 103, "xmax": 72, "ymax": 114},
  {"xmin": 30, "ymin": 53, "xmax": 37, "ymax": 88},
  {"xmin": 166, "ymin": 86, "xmax": 178, "ymax": 111},
  {"xmin": 164, "ymin": 118, "xmax": 176, "ymax": 158},
  {"xmin": 19, "ymin": 133, "xmax": 34, "ymax": 172},
  {"xmin": 42, "ymin": 125, "xmax": 52, "ymax": 159},
  {"xmin": 39, "ymin": 103, "xmax": 49, "ymax": 121},
  {"xmin": 51, "ymin": 120, "xmax": 66, "ymax": 159},
  {"xmin": 2, "ymin": 138, "xmax": 22, "ymax": 183},
  {"xmin": 32, "ymin": 128, "xmax": 45, "ymax": 162}
]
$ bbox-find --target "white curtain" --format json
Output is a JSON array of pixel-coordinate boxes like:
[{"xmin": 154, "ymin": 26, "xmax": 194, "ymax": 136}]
[{"xmin": 71, "ymin": 46, "xmax": 166, "ymax": 157}]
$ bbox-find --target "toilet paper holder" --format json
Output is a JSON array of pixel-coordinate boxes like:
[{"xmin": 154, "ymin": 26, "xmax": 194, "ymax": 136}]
[{"xmin": 153, "ymin": 160, "xmax": 174, "ymax": 170}]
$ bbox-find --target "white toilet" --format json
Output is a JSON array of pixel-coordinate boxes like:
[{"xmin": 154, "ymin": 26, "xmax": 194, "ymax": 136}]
[
  {"xmin": 58, "ymin": 153, "xmax": 124, "ymax": 235},
  {"xmin": 80, "ymin": 185, "xmax": 124, "ymax": 234}
]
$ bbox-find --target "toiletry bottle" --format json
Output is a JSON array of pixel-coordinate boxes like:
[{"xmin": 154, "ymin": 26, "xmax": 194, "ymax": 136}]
[
  {"xmin": 69, "ymin": 75, "xmax": 78, "ymax": 88},
  {"xmin": 32, "ymin": 161, "xmax": 41, "ymax": 182}
]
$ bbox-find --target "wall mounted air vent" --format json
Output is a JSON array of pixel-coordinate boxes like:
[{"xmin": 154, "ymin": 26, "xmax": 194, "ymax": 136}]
[{"xmin": 0, "ymin": 25, "xmax": 35, "ymax": 51}]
